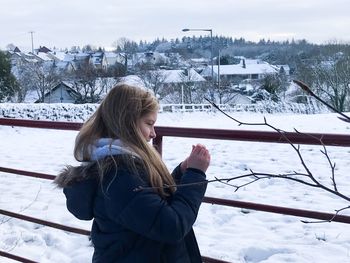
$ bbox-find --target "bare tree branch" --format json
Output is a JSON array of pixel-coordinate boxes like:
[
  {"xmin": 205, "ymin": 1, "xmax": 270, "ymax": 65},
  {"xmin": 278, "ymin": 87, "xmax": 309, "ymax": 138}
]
[
  {"xmin": 135, "ymin": 91, "xmax": 349, "ymax": 223},
  {"xmin": 293, "ymin": 79, "xmax": 350, "ymax": 123},
  {"xmin": 204, "ymin": 97, "xmax": 350, "ymax": 203},
  {"xmin": 301, "ymin": 205, "xmax": 350, "ymax": 224}
]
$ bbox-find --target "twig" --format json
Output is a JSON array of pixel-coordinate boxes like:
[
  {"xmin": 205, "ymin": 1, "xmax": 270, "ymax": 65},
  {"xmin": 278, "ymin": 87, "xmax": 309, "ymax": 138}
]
[
  {"xmin": 301, "ymin": 205, "xmax": 350, "ymax": 224},
  {"xmin": 293, "ymin": 80, "xmax": 350, "ymax": 123},
  {"xmin": 320, "ymin": 145, "xmax": 337, "ymax": 192}
]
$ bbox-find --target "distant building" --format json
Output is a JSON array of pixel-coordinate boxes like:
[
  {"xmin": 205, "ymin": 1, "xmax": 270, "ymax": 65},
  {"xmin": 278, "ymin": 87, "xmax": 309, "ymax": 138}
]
[
  {"xmin": 37, "ymin": 46, "xmax": 52, "ymax": 53},
  {"xmin": 276, "ymin": 65, "xmax": 290, "ymax": 75},
  {"xmin": 201, "ymin": 58, "xmax": 279, "ymax": 82},
  {"xmin": 37, "ymin": 82, "xmax": 80, "ymax": 103},
  {"xmin": 91, "ymin": 52, "xmax": 108, "ymax": 70}
]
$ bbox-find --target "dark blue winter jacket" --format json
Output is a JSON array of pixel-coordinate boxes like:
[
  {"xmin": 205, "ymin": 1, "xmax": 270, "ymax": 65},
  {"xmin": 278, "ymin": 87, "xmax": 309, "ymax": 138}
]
[{"xmin": 60, "ymin": 156, "xmax": 207, "ymax": 263}]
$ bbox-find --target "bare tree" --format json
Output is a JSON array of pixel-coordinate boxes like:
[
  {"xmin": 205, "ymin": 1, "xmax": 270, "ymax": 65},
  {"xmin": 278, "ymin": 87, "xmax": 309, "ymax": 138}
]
[
  {"xmin": 26, "ymin": 61, "xmax": 61, "ymax": 102},
  {"xmin": 295, "ymin": 56, "xmax": 350, "ymax": 112},
  {"xmin": 217, "ymin": 76, "xmax": 242, "ymax": 104},
  {"xmin": 97, "ymin": 77, "xmax": 119, "ymax": 96},
  {"xmin": 137, "ymin": 69, "xmax": 168, "ymax": 98},
  {"xmin": 178, "ymin": 68, "xmax": 207, "ymax": 103},
  {"xmin": 71, "ymin": 61, "xmax": 103, "ymax": 103}
]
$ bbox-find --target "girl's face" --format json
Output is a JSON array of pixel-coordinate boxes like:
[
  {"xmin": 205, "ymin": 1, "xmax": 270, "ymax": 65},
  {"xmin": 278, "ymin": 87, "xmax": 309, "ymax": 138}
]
[{"xmin": 138, "ymin": 111, "xmax": 157, "ymax": 142}]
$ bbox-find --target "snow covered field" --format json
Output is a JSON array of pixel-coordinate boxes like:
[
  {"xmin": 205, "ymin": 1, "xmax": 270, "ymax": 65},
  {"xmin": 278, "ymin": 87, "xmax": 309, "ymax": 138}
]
[{"xmin": 1, "ymin": 110, "xmax": 350, "ymax": 263}]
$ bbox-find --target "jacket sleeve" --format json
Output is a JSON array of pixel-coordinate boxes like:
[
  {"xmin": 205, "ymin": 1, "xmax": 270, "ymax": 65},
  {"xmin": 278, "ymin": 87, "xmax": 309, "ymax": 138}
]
[
  {"xmin": 171, "ymin": 163, "xmax": 183, "ymax": 184},
  {"xmin": 103, "ymin": 167, "xmax": 207, "ymax": 244},
  {"xmin": 63, "ymin": 177, "xmax": 98, "ymax": 220}
]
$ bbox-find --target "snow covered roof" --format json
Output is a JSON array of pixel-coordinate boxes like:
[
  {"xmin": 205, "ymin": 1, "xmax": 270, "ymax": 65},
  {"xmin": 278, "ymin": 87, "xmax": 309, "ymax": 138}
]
[
  {"xmin": 55, "ymin": 61, "xmax": 72, "ymax": 70},
  {"xmin": 190, "ymin": 58, "xmax": 208, "ymax": 63},
  {"xmin": 159, "ymin": 69, "xmax": 206, "ymax": 83},
  {"xmin": 202, "ymin": 62, "xmax": 278, "ymax": 77},
  {"xmin": 104, "ymin": 52, "xmax": 126, "ymax": 65},
  {"xmin": 23, "ymin": 90, "xmax": 39, "ymax": 103},
  {"xmin": 62, "ymin": 52, "xmax": 91, "ymax": 62},
  {"xmin": 34, "ymin": 52, "xmax": 53, "ymax": 61},
  {"xmin": 62, "ymin": 53, "xmax": 75, "ymax": 62},
  {"xmin": 49, "ymin": 51, "xmax": 67, "ymax": 61},
  {"xmin": 118, "ymin": 75, "xmax": 146, "ymax": 88}
]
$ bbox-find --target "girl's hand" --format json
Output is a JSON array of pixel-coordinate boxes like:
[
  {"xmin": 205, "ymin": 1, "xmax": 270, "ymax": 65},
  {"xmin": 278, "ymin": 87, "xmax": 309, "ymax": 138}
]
[
  {"xmin": 187, "ymin": 144, "xmax": 211, "ymax": 173},
  {"xmin": 180, "ymin": 157, "xmax": 189, "ymax": 173}
]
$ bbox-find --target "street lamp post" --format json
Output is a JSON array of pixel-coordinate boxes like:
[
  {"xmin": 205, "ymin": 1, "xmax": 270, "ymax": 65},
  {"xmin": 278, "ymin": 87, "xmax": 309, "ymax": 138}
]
[
  {"xmin": 182, "ymin": 28, "xmax": 214, "ymax": 101},
  {"xmin": 29, "ymin": 31, "xmax": 35, "ymax": 54}
]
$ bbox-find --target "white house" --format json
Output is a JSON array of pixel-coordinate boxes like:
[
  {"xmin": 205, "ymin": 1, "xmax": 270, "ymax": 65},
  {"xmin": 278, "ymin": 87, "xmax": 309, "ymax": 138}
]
[
  {"xmin": 105, "ymin": 52, "xmax": 126, "ymax": 67},
  {"xmin": 201, "ymin": 58, "xmax": 279, "ymax": 82}
]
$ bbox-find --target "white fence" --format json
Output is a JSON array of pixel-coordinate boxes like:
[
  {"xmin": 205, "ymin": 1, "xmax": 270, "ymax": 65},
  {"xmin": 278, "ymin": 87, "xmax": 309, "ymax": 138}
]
[{"xmin": 160, "ymin": 101, "xmax": 329, "ymax": 114}]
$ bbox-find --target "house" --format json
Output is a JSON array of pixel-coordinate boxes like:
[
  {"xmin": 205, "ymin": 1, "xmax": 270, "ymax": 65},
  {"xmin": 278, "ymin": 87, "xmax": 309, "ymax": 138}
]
[
  {"xmin": 13, "ymin": 47, "xmax": 21, "ymax": 53},
  {"xmin": 54, "ymin": 60, "xmax": 75, "ymax": 73},
  {"xmin": 201, "ymin": 58, "xmax": 279, "ymax": 83},
  {"xmin": 105, "ymin": 52, "xmax": 127, "ymax": 69},
  {"xmin": 8, "ymin": 49, "xmax": 38, "ymax": 67},
  {"xmin": 8, "ymin": 50, "xmax": 24, "ymax": 67},
  {"xmin": 37, "ymin": 46, "xmax": 52, "ymax": 53},
  {"xmin": 32, "ymin": 52, "xmax": 54, "ymax": 63},
  {"xmin": 63, "ymin": 52, "xmax": 92, "ymax": 70},
  {"xmin": 37, "ymin": 82, "xmax": 80, "ymax": 103},
  {"xmin": 162, "ymin": 68, "xmax": 206, "ymax": 84},
  {"xmin": 141, "ymin": 68, "xmax": 206, "ymax": 90},
  {"xmin": 91, "ymin": 52, "xmax": 108, "ymax": 70},
  {"xmin": 48, "ymin": 50, "xmax": 68, "ymax": 61},
  {"xmin": 131, "ymin": 51, "xmax": 170, "ymax": 69},
  {"xmin": 230, "ymin": 93, "xmax": 253, "ymax": 104},
  {"xmin": 189, "ymin": 58, "xmax": 210, "ymax": 67}
]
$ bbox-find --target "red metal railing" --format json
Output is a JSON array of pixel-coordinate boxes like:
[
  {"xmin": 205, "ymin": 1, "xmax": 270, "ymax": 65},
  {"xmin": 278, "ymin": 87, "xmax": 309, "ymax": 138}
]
[
  {"xmin": 2, "ymin": 117, "xmax": 350, "ymax": 148},
  {"xmin": 1, "ymin": 117, "xmax": 350, "ymax": 263}
]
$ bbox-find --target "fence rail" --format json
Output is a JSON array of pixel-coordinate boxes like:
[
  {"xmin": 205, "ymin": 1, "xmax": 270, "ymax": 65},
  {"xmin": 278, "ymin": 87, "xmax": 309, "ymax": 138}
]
[
  {"xmin": 1, "ymin": 117, "xmax": 350, "ymax": 263},
  {"xmin": 1, "ymin": 117, "xmax": 349, "ymax": 148}
]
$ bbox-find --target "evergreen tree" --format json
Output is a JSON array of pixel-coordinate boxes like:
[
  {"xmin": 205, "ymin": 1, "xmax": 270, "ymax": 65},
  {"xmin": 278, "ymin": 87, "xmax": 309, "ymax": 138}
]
[{"xmin": 0, "ymin": 50, "xmax": 18, "ymax": 101}]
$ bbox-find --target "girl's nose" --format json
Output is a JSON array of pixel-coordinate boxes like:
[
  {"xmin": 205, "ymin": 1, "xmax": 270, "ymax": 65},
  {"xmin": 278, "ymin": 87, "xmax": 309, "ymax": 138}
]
[{"xmin": 150, "ymin": 128, "xmax": 156, "ymax": 139}]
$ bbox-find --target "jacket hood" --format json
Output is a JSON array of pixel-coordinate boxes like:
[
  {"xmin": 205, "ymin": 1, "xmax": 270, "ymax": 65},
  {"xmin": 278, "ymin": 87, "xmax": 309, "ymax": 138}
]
[
  {"xmin": 55, "ymin": 164, "xmax": 99, "ymax": 221},
  {"xmin": 55, "ymin": 137, "xmax": 142, "ymax": 221}
]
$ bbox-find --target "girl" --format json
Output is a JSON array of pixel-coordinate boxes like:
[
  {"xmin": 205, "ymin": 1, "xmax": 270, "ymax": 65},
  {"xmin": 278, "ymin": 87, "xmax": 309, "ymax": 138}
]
[{"xmin": 55, "ymin": 84, "xmax": 210, "ymax": 263}]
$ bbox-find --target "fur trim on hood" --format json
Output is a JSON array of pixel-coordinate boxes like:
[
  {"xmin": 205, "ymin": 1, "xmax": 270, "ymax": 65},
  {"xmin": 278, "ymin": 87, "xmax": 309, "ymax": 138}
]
[{"xmin": 54, "ymin": 162, "xmax": 99, "ymax": 188}]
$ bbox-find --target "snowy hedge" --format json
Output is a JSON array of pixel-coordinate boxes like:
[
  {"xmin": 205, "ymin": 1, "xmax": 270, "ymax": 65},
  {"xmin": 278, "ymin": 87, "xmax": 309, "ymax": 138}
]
[
  {"xmin": 0, "ymin": 103, "xmax": 98, "ymax": 121},
  {"xmin": 0, "ymin": 101, "xmax": 328, "ymax": 121}
]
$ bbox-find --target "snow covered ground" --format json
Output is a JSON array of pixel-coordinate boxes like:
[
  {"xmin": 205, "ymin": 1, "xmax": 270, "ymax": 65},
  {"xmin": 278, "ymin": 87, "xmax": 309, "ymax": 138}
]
[{"xmin": 1, "ymin": 110, "xmax": 350, "ymax": 263}]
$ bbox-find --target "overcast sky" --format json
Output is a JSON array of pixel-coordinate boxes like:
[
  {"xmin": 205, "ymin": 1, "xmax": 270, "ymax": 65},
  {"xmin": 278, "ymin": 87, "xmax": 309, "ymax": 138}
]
[{"xmin": 1, "ymin": 0, "xmax": 349, "ymax": 51}]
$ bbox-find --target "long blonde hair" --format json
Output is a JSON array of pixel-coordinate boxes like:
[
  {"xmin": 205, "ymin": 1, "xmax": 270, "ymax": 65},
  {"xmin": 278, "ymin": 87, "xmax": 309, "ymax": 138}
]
[{"xmin": 74, "ymin": 84, "xmax": 175, "ymax": 197}]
